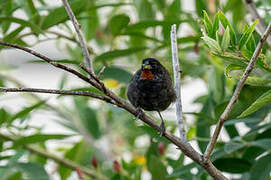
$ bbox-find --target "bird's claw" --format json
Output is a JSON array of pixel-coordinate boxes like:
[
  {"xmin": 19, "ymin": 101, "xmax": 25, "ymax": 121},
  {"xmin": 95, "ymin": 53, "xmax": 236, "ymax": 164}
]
[
  {"xmin": 159, "ymin": 121, "xmax": 166, "ymax": 137},
  {"xmin": 134, "ymin": 107, "xmax": 143, "ymax": 120}
]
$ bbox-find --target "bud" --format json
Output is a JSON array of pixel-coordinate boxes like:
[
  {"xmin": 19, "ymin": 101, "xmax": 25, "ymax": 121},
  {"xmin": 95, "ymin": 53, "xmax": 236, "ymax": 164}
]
[
  {"xmin": 76, "ymin": 168, "xmax": 83, "ymax": 179},
  {"xmin": 158, "ymin": 142, "xmax": 165, "ymax": 155},
  {"xmin": 113, "ymin": 160, "xmax": 121, "ymax": 173},
  {"xmin": 92, "ymin": 155, "xmax": 98, "ymax": 169}
]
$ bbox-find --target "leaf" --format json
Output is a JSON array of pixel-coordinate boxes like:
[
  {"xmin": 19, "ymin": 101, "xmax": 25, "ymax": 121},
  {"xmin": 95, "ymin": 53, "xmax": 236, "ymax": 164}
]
[
  {"xmin": 8, "ymin": 101, "xmax": 46, "ymax": 125},
  {"xmin": 0, "ymin": 17, "xmax": 43, "ymax": 34},
  {"xmin": 195, "ymin": 0, "xmax": 208, "ymax": 17},
  {"xmin": 239, "ymin": 90, "xmax": 271, "ymax": 118},
  {"xmin": 74, "ymin": 97, "xmax": 101, "ymax": 139},
  {"xmin": 94, "ymin": 47, "xmax": 147, "ymax": 62},
  {"xmin": 218, "ymin": 10, "xmax": 236, "ymax": 45},
  {"xmin": 203, "ymin": 10, "xmax": 212, "ymax": 36},
  {"xmin": 3, "ymin": 26, "xmax": 25, "ymax": 42},
  {"xmin": 100, "ymin": 66, "xmax": 132, "ymax": 84},
  {"xmin": 15, "ymin": 162, "xmax": 49, "ymax": 180},
  {"xmin": 59, "ymin": 141, "xmax": 84, "ymax": 179},
  {"xmin": 0, "ymin": 108, "xmax": 9, "ymax": 124},
  {"xmin": 239, "ymin": 20, "xmax": 258, "ymax": 50},
  {"xmin": 212, "ymin": 13, "xmax": 219, "ymax": 38},
  {"xmin": 245, "ymin": 76, "xmax": 271, "ymax": 86},
  {"xmin": 14, "ymin": 134, "xmax": 71, "ymax": 147},
  {"xmin": 134, "ymin": 0, "xmax": 155, "ymax": 20},
  {"xmin": 224, "ymin": 64, "xmax": 244, "ymax": 78},
  {"xmin": 250, "ymin": 154, "xmax": 271, "ymax": 180},
  {"xmin": 221, "ymin": 26, "xmax": 230, "ymax": 52},
  {"xmin": 251, "ymin": 139, "xmax": 271, "ymax": 150},
  {"xmin": 201, "ymin": 36, "xmax": 222, "ymax": 53},
  {"xmin": 148, "ymin": 155, "xmax": 167, "ymax": 180},
  {"xmin": 213, "ymin": 158, "xmax": 251, "ymax": 173},
  {"xmin": 41, "ymin": 0, "xmax": 87, "ymax": 30},
  {"xmin": 109, "ymin": 14, "xmax": 130, "ymax": 36},
  {"xmin": 168, "ymin": 163, "xmax": 196, "ymax": 178},
  {"xmin": 224, "ymin": 117, "xmax": 262, "ymax": 125},
  {"xmin": 224, "ymin": 141, "xmax": 246, "ymax": 154}
]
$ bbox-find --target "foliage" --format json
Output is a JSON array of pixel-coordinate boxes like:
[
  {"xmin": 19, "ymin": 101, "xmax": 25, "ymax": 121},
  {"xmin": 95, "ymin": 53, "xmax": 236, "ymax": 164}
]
[{"xmin": 0, "ymin": 0, "xmax": 271, "ymax": 179}]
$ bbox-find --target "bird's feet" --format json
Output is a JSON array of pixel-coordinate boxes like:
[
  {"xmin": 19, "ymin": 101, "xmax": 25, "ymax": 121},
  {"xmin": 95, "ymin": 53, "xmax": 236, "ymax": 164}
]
[
  {"xmin": 159, "ymin": 120, "xmax": 166, "ymax": 137},
  {"xmin": 134, "ymin": 107, "xmax": 143, "ymax": 120}
]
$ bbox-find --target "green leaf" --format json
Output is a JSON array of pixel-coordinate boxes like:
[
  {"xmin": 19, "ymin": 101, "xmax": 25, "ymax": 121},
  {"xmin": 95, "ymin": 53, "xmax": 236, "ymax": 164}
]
[
  {"xmin": 245, "ymin": 76, "xmax": 271, "ymax": 86},
  {"xmin": 218, "ymin": 10, "xmax": 236, "ymax": 45},
  {"xmin": 213, "ymin": 158, "xmax": 251, "ymax": 173},
  {"xmin": 15, "ymin": 162, "xmax": 49, "ymax": 180},
  {"xmin": 0, "ymin": 108, "xmax": 9, "ymax": 124},
  {"xmin": 250, "ymin": 154, "xmax": 271, "ymax": 180},
  {"xmin": 74, "ymin": 97, "xmax": 101, "ymax": 139},
  {"xmin": 239, "ymin": 90, "xmax": 271, "ymax": 118},
  {"xmin": 195, "ymin": 0, "xmax": 208, "ymax": 17},
  {"xmin": 109, "ymin": 14, "xmax": 130, "ymax": 36},
  {"xmin": 134, "ymin": 0, "xmax": 155, "ymax": 20},
  {"xmin": 94, "ymin": 47, "xmax": 147, "ymax": 62},
  {"xmin": 203, "ymin": 10, "xmax": 212, "ymax": 36},
  {"xmin": 239, "ymin": 20, "xmax": 258, "ymax": 50},
  {"xmin": 212, "ymin": 13, "xmax": 219, "ymax": 38},
  {"xmin": 148, "ymin": 155, "xmax": 167, "ymax": 180},
  {"xmin": 8, "ymin": 101, "xmax": 46, "ymax": 125},
  {"xmin": 101, "ymin": 66, "xmax": 132, "ymax": 84},
  {"xmin": 201, "ymin": 36, "xmax": 222, "ymax": 53},
  {"xmin": 224, "ymin": 64, "xmax": 244, "ymax": 78},
  {"xmin": 3, "ymin": 26, "xmax": 25, "ymax": 42},
  {"xmin": 251, "ymin": 139, "xmax": 271, "ymax": 150},
  {"xmin": 224, "ymin": 117, "xmax": 262, "ymax": 125},
  {"xmin": 41, "ymin": 0, "xmax": 87, "ymax": 30},
  {"xmin": 0, "ymin": 17, "xmax": 43, "ymax": 34},
  {"xmin": 80, "ymin": 2, "xmax": 99, "ymax": 41},
  {"xmin": 59, "ymin": 141, "xmax": 84, "ymax": 180},
  {"xmin": 221, "ymin": 26, "xmax": 230, "ymax": 52},
  {"xmin": 14, "ymin": 134, "xmax": 71, "ymax": 147}
]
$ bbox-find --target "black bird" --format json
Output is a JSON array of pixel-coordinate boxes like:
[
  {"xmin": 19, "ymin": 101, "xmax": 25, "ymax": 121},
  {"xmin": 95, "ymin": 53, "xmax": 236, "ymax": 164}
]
[{"xmin": 127, "ymin": 58, "xmax": 176, "ymax": 135}]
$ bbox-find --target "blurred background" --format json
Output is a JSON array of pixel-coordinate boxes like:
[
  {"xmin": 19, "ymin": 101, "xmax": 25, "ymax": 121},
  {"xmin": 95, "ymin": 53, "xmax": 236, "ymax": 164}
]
[{"xmin": 0, "ymin": 0, "xmax": 271, "ymax": 179}]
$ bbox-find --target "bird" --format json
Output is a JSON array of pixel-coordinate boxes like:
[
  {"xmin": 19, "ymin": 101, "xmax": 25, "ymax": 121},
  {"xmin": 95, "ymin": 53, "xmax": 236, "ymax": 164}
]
[{"xmin": 127, "ymin": 58, "xmax": 176, "ymax": 135}]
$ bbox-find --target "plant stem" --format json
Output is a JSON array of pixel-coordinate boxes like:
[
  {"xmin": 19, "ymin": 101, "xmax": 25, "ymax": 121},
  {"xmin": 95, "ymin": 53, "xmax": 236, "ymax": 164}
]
[
  {"xmin": 204, "ymin": 22, "xmax": 271, "ymax": 160},
  {"xmin": 170, "ymin": 24, "xmax": 186, "ymax": 141}
]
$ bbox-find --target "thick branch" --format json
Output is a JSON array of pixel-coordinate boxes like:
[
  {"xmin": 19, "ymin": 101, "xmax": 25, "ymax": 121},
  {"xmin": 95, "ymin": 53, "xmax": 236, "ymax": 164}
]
[
  {"xmin": 170, "ymin": 24, "xmax": 186, "ymax": 141},
  {"xmin": 0, "ymin": 132, "xmax": 106, "ymax": 179},
  {"xmin": 0, "ymin": 87, "xmax": 117, "ymax": 105},
  {"xmin": 61, "ymin": 0, "xmax": 94, "ymax": 73},
  {"xmin": 243, "ymin": 0, "xmax": 271, "ymax": 47},
  {"xmin": 204, "ymin": 23, "xmax": 271, "ymax": 160},
  {"xmin": 0, "ymin": 40, "xmax": 227, "ymax": 179}
]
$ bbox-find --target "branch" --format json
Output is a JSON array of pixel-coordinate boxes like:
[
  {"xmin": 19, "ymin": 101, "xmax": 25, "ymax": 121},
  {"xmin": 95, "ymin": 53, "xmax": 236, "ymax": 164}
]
[
  {"xmin": 243, "ymin": 0, "xmax": 271, "ymax": 47},
  {"xmin": 0, "ymin": 41, "xmax": 102, "ymax": 91},
  {"xmin": 61, "ymin": 0, "xmax": 94, "ymax": 73},
  {"xmin": 204, "ymin": 22, "xmax": 271, "ymax": 160},
  {"xmin": 0, "ymin": 132, "xmax": 107, "ymax": 179},
  {"xmin": 170, "ymin": 24, "xmax": 186, "ymax": 141},
  {"xmin": 0, "ymin": 87, "xmax": 117, "ymax": 105}
]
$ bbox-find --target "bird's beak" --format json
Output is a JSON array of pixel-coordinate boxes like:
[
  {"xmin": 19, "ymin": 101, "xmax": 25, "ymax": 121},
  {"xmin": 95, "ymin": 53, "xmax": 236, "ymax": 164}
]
[{"xmin": 142, "ymin": 64, "xmax": 151, "ymax": 70}]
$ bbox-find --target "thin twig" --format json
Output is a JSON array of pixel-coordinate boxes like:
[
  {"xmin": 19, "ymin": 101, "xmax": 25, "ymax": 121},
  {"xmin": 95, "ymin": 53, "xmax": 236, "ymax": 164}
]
[
  {"xmin": 0, "ymin": 87, "xmax": 117, "ymax": 105},
  {"xmin": 0, "ymin": 41, "xmax": 100, "ymax": 90},
  {"xmin": 0, "ymin": 132, "xmax": 107, "ymax": 179},
  {"xmin": 170, "ymin": 24, "xmax": 186, "ymax": 141},
  {"xmin": 243, "ymin": 0, "xmax": 271, "ymax": 47},
  {"xmin": 97, "ymin": 66, "xmax": 106, "ymax": 79},
  {"xmin": 0, "ymin": 41, "xmax": 227, "ymax": 179},
  {"xmin": 204, "ymin": 22, "xmax": 271, "ymax": 160},
  {"xmin": 61, "ymin": 0, "xmax": 94, "ymax": 73}
]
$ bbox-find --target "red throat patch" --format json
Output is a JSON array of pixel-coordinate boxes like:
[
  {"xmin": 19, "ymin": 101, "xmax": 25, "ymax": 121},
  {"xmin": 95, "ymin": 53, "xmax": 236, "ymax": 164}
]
[{"xmin": 141, "ymin": 70, "xmax": 154, "ymax": 80}]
